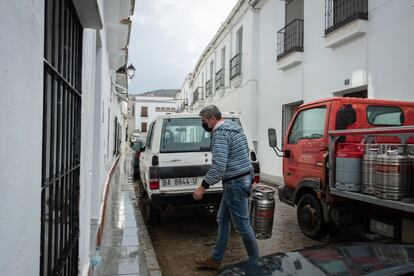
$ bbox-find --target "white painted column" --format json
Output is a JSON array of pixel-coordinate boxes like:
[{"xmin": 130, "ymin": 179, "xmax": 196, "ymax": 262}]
[
  {"xmin": 0, "ymin": 1, "xmax": 44, "ymax": 275},
  {"xmin": 79, "ymin": 28, "xmax": 97, "ymax": 276}
]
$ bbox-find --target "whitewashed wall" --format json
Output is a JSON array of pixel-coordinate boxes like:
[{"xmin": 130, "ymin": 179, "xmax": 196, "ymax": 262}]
[
  {"xmin": 188, "ymin": 0, "xmax": 414, "ymax": 184},
  {"xmin": 0, "ymin": 1, "xmax": 44, "ymax": 275}
]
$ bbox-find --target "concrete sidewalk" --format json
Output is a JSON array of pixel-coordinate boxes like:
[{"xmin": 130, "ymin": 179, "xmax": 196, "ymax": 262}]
[{"xmin": 92, "ymin": 152, "xmax": 162, "ymax": 276}]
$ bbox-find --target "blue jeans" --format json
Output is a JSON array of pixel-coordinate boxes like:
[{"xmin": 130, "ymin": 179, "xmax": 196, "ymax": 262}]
[{"xmin": 211, "ymin": 175, "xmax": 259, "ymax": 262}]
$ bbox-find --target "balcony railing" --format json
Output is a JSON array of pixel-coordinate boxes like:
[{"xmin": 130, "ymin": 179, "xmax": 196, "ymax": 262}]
[
  {"xmin": 277, "ymin": 19, "xmax": 304, "ymax": 60},
  {"xmin": 325, "ymin": 0, "xmax": 368, "ymax": 35},
  {"xmin": 230, "ymin": 53, "xmax": 241, "ymax": 80},
  {"xmin": 215, "ymin": 68, "xmax": 224, "ymax": 90},
  {"xmin": 192, "ymin": 88, "xmax": 200, "ymax": 105},
  {"xmin": 206, "ymin": 80, "xmax": 212, "ymax": 96}
]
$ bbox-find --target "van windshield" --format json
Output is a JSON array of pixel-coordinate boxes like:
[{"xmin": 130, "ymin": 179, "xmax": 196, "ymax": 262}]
[{"xmin": 160, "ymin": 118, "xmax": 240, "ymax": 153}]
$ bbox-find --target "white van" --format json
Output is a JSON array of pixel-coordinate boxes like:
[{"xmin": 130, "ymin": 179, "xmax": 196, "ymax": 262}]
[{"xmin": 138, "ymin": 113, "xmax": 260, "ymax": 224}]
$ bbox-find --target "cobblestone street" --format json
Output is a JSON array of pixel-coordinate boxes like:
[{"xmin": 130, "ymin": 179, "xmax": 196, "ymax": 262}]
[{"xmin": 137, "ymin": 184, "xmax": 322, "ymax": 276}]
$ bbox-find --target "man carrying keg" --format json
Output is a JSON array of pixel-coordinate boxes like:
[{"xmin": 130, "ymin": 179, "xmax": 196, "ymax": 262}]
[{"xmin": 193, "ymin": 105, "xmax": 259, "ymax": 271}]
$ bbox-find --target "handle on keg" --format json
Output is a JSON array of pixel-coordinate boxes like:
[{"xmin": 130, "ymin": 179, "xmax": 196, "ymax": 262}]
[{"xmin": 253, "ymin": 192, "xmax": 264, "ymax": 199}]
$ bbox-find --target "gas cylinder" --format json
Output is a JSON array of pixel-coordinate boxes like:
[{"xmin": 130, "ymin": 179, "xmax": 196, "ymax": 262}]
[
  {"xmin": 362, "ymin": 144, "xmax": 379, "ymax": 195},
  {"xmin": 408, "ymin": 144, "xmax": 414, "ymax": 196},
  {"xmin": 375, "ymin": 145, "xmax": 409, "ymax": 200},
  {"xmin": 336, "ymin": 143, "xmax": 364, "ymax": 191},
  {"xmin": 249, "ymin": 185, "xmax": 275, "ymax": 239}
]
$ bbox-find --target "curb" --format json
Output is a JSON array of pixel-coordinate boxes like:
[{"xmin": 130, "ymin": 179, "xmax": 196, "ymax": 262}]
[{"xmin": 130, "ymin": 183, "xmax": 163, "ymax": 276}]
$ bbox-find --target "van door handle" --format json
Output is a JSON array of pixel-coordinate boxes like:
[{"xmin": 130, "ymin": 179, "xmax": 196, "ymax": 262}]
[{"xmin": 316, "ymin": 162, "xmax": 323, "ymax": 167}]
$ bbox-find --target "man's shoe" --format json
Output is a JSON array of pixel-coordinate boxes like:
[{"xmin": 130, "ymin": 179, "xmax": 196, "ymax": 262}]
[{"xmin": 194, "ymin": 257, "xmax": 221, "ymax": 271}]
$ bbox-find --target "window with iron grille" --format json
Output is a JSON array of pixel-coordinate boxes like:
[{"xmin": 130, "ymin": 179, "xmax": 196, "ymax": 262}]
[
  {"xmin": 325, "ymin": 0, "xmax": 368, "ymax": 35},
  {"xmin": 41, "ymin": 0, "xmax": 83, "ymax": 275},
  {"xmin": 282, "ymin": 101, "xmax": 303, "ymax": 143},
  {"xmin": 141, "ymin": 106, "xmax": 148, "ymax": 117},
  {"xmin": 206, "ymin": 80, "xmax": 212, "ymax": 96},
  {"xmin": 215, "ymin": 69, "xmax": 224, "ymax": 90},
  {"xmin": 277, "ymin": 19, "xmax": 304, "ymax": 60},
  {"xmin": 230, "ymin": 53, "xmax": 241, "ymax": 80}
]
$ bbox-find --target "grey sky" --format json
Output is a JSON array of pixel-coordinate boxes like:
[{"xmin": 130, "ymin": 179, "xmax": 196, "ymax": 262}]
[{"xmin": 128, "ymin": 0, "xmax": 238, "ymax": 94}]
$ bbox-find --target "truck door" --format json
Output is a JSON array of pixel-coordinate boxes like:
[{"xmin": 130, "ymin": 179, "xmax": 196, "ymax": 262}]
[{"xmin": 283, "ymin": 103, "xmax": 331, "ymax": 189}]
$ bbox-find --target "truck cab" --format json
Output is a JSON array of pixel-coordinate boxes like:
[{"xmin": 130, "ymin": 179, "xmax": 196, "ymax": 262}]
[{"xmin": 271, "ymin": 98, "xmax": 414, "ymax": 239}]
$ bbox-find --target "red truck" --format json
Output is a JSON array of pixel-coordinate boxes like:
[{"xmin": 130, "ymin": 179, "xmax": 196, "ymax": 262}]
[{"xmin": 268, "ymin": 97, "xmax": 414, "ymax": 241}]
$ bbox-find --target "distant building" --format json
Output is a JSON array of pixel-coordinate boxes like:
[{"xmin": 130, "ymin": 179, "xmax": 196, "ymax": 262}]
[{"xmin": 131, "ymin": 89, "xmax": 178, "ymax": 136}]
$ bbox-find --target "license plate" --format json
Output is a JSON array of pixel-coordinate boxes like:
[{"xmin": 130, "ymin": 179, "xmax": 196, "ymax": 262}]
[{"xmin": 161, "ymin": 177, "xmax": 198, "ymax": 186}]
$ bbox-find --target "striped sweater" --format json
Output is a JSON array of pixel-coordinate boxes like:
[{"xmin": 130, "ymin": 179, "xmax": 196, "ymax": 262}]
[{"xmin": 202, "ymin": 120, "xmax": 252, "ymax": 188}]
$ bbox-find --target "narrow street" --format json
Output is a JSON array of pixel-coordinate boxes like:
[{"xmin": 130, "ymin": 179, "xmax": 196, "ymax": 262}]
[{"xmin": 135, "ymin": 178, "xmax": 322, "ymax": 276}]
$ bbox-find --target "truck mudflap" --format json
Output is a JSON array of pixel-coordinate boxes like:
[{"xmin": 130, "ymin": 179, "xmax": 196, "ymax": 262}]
[{"xmin": 278, "ymin": 185, "xmax": 295, "ymax": 206}]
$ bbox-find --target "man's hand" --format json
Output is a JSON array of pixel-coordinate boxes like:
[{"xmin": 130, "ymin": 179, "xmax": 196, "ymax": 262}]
[{"xmin": 193, "ymin": 186, "xmax": 206, "ymax": 200}]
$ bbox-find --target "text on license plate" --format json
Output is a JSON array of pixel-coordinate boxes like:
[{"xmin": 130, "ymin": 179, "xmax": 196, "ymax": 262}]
[{"xmin": 162, "ymin": 177, "xmax": 198, "ymax": 186}]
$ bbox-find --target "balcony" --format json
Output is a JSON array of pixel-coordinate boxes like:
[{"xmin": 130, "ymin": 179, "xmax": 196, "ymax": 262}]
[
  {"xmin": 325, "ymin": 0, "xmax": 368, "ymax": 35},
  {"xmin": 192, "ymin": 88, "xmax": 200, "ymax": 106},
  {"xmin": 230, "ymin": 53, "xmax": 242, "ymax": 80},
  {"xmin": 206, "ymin": 80, "xmax": 213, "ymax": 96},
  {"xmin": 215, "ymin": 68, "xmax": 224, "ymax": 90},
  {"xmin": 277, "ymin": 19, "xmax": 304, "ymax": 61}
]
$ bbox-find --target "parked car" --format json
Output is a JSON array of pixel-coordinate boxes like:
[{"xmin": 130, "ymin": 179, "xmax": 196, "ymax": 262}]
[
  {"xmin": 138, "ymin": 113, "xmax": 260, "ymax": 224},
  {"xmin": 218, "ymin": 243, "xmax": 414, "ymax": 276},
  {"xmin": 131, "ymin": 140, "xmax": 144, "ymax": 180},
  {"xmin": 130, "ymin": 129, "xmax": 141, "ymax": 146}
]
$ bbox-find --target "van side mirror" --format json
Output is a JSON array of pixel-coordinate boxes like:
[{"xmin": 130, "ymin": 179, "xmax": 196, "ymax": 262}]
[{"xmin": 268, "ymin": 128, "xmax": 278, "ymax": 148}]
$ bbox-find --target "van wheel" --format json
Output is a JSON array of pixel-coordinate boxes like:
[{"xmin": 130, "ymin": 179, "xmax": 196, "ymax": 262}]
[
  {"xmin": 297, "ymin": 194, "xmax": 326, "ymax": 239},
  {"xmin": 146, "ymin": 200, "xmax": 161, "ymax": 225}
]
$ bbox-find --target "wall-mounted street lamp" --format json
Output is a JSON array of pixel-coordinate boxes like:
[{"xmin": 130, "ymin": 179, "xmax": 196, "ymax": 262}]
[{"xmin": 127, "ymin": 64, "xmax": 136, "ymax": 79}]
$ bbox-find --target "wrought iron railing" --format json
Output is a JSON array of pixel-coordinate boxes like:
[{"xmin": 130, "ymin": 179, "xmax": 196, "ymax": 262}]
[
  {"xmin": 325, "ymin": 0, "xmax": 368, "ymax": 35},
  {"xmin": 277, "ymin": 19, "xmax": 304, "ymax": 60},
  {"xmin": 215, "ymin": 68, "xmax": 224, "ymax": 90},
  {"xmin": 230, "ymin": 53, "xmax": 242, "ymax": 80},
  {"xmin": 41, "ymin": 0, "xmax": 82, "ymax": 275},
  {"xmin": 192, "ymin": 88, "xmax": 200, "ymax": 105},
  {"xmin": 206, "ymin": 80, "xmax": 212, "ymax": 96}
]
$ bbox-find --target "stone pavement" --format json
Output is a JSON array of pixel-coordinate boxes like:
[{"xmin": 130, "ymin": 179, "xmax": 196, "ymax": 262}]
[{"xmin": 92, "ymin": 152, "xmax": 162, "ymax": 276}]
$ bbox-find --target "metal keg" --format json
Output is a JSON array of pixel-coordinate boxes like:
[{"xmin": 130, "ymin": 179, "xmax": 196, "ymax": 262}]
[
  {"xmin": 249, "ymin": 185, "xmax": 275, "ymax": 239},
  {"xmin": 375, "ymin": 145, "xmax": 409, "ymax": 200},
  {"xmin": 362, "ymin": 144, "xmax": 379, "ymax": 195},
  {"xmin": 408, "ymin": 145, "xmax": 414, "ymax": 196}
]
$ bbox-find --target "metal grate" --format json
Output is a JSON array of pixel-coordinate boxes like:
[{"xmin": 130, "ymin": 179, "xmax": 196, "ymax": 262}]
[
  {"xmin": 41, "ymin": 0, "xmax": 83, "ymax": 275},
  {"xmin": 277, "ymin": 19, "xmax": 304, "ymax": 60},
  {"xmin": 215, "ymin": 68, "xmax": 224, "ymax": 90},
  {"xmin": 325, "ymin": 0, "xmax": 368, "ymax": 35},
  {"xmin": 230, "ymin": 53, "xmax": 242, "ymax": 80}
]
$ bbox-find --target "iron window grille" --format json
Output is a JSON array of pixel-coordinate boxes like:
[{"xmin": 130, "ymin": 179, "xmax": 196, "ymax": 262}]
[
  {"xmin": 215, "ymin": 68, "xmax": 224, "ymax": 90},
  {"xmin": 230, "ymin": 53, "xmax": 242, "ymax": 80},
  {"xmin": 192, "ymin": 88, "xmax": 201, "ymax": 105},
  {"xmin": 41, "ymin": 0, "xmax": 83, "ymax": 275},
  {"xmin": 325, "ymin": 0, "xmax": 368, "ymax": 35},
  {"xmin": 206, "ymin": 80, "xmax": 212, "ymax": 96},
  {"xmin": 277, "ymin": 19, "xmax": 304, "ymax": 60}
]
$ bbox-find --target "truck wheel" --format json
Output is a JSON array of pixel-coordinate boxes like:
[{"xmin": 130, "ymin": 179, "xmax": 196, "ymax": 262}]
[
  {"xmin": 297, "ymin": 194, "xmax": 326, "ymax": 239},
  {"xmin": 146, "ymin": 200, "xmax": 161, "ymax": 225}
]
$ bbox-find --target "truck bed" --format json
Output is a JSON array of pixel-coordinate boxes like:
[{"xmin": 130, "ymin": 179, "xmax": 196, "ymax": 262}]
[
  {"xmin": 330, "ymin": 188, "xmax": 414, "ymax": 213},
  {"xmin": 328, "ymin": 126, "xmax": 414, "ymax": 214}
]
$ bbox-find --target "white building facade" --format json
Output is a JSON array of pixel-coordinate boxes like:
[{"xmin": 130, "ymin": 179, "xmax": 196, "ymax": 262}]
[
  {"xmin": 0, "ymin": 0, "xmax": 134, "ymax": 275},
  {"xmin": 133, "ymin": 95, "xmax": 177, "ymax": 136},
  {"xmin": 185, "ymin": 0, "xmax": 414, "ymax": 184}
]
